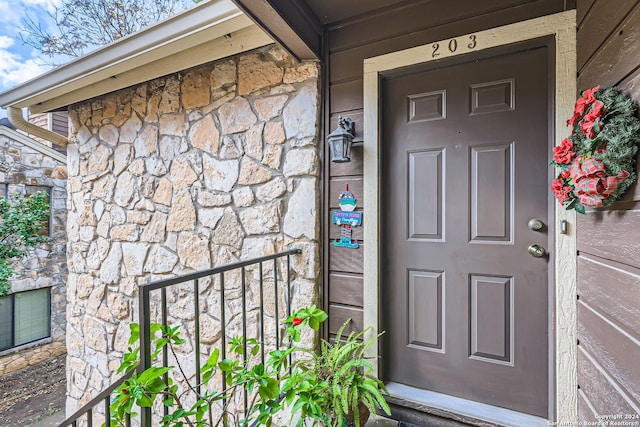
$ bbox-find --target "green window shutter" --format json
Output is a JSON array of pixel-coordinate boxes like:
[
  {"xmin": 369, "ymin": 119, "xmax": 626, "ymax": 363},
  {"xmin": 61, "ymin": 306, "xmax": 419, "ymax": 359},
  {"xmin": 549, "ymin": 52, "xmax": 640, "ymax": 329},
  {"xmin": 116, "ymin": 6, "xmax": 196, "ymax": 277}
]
[
  {"xmin": 0, "ymin": 296, "xmax": 13, "ymax": 350},
  {"xmin": 14, "ymin": 289, "xmax": 50, "ymax": 346}
]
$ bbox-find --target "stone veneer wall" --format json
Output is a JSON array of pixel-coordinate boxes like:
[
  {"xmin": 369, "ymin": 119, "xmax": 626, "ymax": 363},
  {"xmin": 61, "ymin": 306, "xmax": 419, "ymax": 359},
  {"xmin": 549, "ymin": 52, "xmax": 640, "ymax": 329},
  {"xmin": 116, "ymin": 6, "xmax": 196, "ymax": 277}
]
[
  {"xmin": 0, "ymin": 130, "xmax": 68, "ymax": 375},
  {"xmin": 65, "ymin": 45, "xmax": 320, "ymax": 413}
]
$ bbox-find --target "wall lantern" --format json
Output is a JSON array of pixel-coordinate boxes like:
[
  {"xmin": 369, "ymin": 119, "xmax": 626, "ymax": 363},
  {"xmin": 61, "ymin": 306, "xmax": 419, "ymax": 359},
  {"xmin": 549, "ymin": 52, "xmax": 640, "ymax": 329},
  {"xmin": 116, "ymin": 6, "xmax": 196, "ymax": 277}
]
[{"xmin": 328, "ymin": 116, "xmax": 355, "ymax": 163}]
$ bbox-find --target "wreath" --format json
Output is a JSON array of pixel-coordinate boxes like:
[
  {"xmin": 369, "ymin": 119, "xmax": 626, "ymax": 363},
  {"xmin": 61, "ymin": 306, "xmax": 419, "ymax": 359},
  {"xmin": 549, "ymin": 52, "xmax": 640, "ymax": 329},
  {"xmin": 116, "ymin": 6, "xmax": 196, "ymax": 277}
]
[{"xmin": 551, "ymin": 86, "xmax": 640, "ymax": 214}]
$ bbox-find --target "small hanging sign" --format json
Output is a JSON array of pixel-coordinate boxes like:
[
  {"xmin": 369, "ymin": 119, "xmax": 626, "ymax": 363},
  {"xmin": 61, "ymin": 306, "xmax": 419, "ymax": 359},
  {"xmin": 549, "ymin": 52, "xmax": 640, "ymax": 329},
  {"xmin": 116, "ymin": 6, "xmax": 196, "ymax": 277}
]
[{"xmin": 332, "ymin": 185, "xmax": 362, "ymax": 249}]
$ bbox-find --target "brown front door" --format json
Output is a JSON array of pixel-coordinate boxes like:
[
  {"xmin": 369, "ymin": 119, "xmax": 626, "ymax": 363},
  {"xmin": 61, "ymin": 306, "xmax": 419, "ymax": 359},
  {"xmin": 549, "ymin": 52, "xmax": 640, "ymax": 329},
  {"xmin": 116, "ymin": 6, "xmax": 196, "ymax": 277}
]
[{"xmin": 382, "ymin": 45, "xmax": 551, "ymax": 417}]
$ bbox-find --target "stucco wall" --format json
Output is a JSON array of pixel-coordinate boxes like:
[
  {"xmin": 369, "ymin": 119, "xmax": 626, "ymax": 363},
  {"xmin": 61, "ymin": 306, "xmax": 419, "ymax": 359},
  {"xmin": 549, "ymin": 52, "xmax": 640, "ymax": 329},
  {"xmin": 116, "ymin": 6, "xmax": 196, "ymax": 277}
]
[
  {"xmin": 65, "ymin": 45, "xmax": 320, "ymax": 413},
  {"xmin": 0, "ymin": 130, "xmax": 68, "ymax": 375}
]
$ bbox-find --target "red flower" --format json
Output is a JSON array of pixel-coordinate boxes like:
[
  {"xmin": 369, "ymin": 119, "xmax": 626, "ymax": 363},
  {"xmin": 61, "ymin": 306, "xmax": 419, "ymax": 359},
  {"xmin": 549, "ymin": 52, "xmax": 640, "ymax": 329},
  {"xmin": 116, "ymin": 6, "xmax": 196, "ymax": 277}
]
[
  {"xmin": 292, "ymin": 317, "xmax": 303, "ymax": 327},
  {"xmin": 552, "ymin": 138, "xmax": 576, "ymax": 164},
  {"xmin": 574, "ymin": 98, "xmax": 588, "ymax": 116},
  {"xmin": 567, "ymin": 112, "xmax": 580, "ymax": 126},
  {"xmin": 551, "ymin": 178, "xmax": 565, "ymax": 192},
  {"xmin": 582, "ymin": 85, "xmax": 600, "ymax": 104},
  {"xmin": 551, "ymin": 175, "xmax": 573, "ymax": 202},
  {"xmin": 584, "ymin": 101, "xmax": 604, "ymax": 123},
  {"xmin": 567, "ymin": 86, "xmax": 601, "ymax": 126},
  {"xmin": 567, "ymin": 99, "xmax": 587, "ymax": 126},
  {"xmin": 551, "ymin": 178, "xmax": 572, "ymax": 202},
  {"xmin": 556, "ymin": 186, "xmax": 573, "ymax": 202},
  {"xmin": 580, "ymin": 119, "xmax": 596, "ymax": 139}
]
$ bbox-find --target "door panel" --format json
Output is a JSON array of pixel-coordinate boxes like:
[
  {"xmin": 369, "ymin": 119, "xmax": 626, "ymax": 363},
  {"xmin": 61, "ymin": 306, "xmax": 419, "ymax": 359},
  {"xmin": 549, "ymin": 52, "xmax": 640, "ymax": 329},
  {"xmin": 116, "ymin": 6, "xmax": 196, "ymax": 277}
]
[
  {"xmin": 470, "ymin": 143, "xmax": 512, "ymax": 243},
  {"xmin": 408, "ymin": 149, "xmax": 444, "ymax": 241},
  {"xmin": 382, "ymin": 46, "xmax": 550, "ymax": 417}
]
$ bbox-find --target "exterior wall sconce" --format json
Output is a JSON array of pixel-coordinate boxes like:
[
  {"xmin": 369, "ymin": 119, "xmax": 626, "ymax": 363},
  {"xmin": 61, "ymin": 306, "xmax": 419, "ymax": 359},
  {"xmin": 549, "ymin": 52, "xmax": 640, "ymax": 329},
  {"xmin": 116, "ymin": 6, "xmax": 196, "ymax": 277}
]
[{"xmin": 328, "ymin": 116, "xmax": 355, "ymax": 163}]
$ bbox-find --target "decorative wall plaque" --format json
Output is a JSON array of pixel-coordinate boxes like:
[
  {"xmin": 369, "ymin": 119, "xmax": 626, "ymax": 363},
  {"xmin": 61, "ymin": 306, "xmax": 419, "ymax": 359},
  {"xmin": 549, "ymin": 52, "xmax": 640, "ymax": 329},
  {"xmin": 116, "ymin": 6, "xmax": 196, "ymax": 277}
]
[{"xmin": 332, "ymin": 185, "xmax": 362, "ymax": 249}]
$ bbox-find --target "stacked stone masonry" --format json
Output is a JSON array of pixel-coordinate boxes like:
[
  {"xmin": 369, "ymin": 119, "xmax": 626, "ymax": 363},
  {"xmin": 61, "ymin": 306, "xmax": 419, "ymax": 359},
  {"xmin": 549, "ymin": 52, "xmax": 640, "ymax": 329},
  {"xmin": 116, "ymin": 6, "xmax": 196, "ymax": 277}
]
[
  {"xmin": 65, "ymin": 45, "xmax": 321, "ymax": 415},
  {"xmin": 0, "ymin": 130, "xmax": 68, "ymax": 375}
]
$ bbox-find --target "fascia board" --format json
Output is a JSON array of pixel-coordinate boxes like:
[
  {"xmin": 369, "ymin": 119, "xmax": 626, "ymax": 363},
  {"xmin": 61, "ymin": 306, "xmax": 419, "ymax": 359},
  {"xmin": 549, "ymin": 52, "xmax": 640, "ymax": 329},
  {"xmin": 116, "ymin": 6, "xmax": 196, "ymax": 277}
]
[{"xmin": 30, "ymin": 25, "xmax": 273, "ymax": 114}]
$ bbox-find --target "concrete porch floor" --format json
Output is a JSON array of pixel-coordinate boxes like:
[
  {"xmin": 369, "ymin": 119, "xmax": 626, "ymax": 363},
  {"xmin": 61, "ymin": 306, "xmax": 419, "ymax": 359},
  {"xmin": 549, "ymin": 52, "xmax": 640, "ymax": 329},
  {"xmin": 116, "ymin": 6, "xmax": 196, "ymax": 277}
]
[
  {"xmin": 34, "ymin": 413, "xmax": 425, "ymax": 427},
  {"xmin": 367, "ymin": 417, "xmax": 402, "ymax": 427},
  {"xmin": 368, "ymin": 416, "xmax": 438, "ymax": 427}
]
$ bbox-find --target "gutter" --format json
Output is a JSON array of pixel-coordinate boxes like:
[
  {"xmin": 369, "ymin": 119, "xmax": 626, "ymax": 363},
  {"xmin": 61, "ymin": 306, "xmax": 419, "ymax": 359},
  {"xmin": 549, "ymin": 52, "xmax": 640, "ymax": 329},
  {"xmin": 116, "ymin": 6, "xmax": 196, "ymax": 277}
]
[{"xmin": 7, "ymin": 107, "xmax": 68, "ymax": 147}]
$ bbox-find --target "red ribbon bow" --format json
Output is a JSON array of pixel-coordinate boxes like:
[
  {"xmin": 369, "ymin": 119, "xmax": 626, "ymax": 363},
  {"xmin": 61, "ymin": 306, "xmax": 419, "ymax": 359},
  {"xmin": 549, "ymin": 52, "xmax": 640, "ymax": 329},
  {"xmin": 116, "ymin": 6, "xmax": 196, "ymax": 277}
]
[{"xmin": 569, "ymin": 156, "xmax": 629, "ymax": 208}]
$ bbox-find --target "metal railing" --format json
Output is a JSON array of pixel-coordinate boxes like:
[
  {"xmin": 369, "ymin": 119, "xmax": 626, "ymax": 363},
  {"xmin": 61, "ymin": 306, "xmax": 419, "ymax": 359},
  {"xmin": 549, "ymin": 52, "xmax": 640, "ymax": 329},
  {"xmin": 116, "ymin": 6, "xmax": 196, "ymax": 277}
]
[{"xmin": 59, "ymin": 248, "xmax": 301, "ymax": 427}]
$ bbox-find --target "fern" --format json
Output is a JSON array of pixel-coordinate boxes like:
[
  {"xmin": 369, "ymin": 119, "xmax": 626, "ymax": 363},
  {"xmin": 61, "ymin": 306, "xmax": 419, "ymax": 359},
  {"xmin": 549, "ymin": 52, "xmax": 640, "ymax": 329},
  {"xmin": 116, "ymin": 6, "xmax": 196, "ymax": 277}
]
[{"xmin": 287, "ymin": 318, "xmax": 390, "ymax": 427}]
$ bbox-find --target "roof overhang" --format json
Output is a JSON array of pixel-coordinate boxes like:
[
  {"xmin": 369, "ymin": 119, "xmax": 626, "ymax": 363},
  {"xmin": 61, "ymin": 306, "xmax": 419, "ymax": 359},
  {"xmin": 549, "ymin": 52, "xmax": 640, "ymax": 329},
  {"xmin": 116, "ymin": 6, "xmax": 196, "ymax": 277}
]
[
  {"xmin": 0, "ymin": 0, "xmax": 274, "ymax": 114},
  {"xmin": 230, "ymin": 0, "xmax": 322, "ymax": 61},
  {"xmin": 0, "ymin": 125, "xmax": 66, "ymax": 164}
]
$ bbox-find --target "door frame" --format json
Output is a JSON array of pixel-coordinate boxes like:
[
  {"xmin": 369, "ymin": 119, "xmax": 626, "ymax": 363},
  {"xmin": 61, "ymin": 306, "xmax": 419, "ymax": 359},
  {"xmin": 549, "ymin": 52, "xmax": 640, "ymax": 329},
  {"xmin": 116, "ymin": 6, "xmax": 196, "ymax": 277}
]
[{"xmin": 362, "ymin": 10, "xmax": 577, "ymax": 423}]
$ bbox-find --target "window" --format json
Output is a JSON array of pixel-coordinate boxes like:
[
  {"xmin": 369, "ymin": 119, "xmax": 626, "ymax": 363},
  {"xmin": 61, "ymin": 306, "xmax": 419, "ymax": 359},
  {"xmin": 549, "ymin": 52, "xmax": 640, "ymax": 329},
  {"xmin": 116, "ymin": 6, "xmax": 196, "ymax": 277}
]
[{"xmin": 0, "ymin": 288, "xmax": 51, "ymax": 351}]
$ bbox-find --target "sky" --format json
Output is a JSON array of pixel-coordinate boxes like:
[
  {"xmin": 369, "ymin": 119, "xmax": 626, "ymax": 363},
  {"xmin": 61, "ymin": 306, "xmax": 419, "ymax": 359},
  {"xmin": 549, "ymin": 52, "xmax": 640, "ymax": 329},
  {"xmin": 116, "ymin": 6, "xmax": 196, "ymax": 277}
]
[{"xmin": 0, "ymin": 0, "xmax": 61, "ymax": 117}]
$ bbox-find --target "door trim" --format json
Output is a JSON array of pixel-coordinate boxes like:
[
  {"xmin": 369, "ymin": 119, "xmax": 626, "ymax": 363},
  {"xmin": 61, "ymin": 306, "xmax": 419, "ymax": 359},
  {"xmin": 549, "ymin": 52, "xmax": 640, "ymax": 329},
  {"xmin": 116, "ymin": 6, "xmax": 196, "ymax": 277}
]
[{"xmin": 362, "ymin": 10, "xmax": 577, "ymax": 423}]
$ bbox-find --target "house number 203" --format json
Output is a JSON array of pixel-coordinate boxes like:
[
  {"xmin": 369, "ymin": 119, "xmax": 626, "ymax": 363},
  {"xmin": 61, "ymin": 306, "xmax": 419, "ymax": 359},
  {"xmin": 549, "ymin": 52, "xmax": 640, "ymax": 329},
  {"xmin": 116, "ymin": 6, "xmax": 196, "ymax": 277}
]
[{"xmin": 432, "ymin": 34, "xmax": 477, "ymax": 58}]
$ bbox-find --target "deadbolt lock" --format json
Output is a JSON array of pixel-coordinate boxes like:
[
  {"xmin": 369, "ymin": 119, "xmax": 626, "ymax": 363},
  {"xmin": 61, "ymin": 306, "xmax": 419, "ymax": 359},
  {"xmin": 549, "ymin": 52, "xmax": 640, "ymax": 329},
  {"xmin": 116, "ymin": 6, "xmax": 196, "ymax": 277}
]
[
  {"xmin": 528, "ymin": 219, "xmax": 545, "ymax": 231},
  {"xmin": 528, "ymin": 244, "xmax": 546, "ymax": 258}
]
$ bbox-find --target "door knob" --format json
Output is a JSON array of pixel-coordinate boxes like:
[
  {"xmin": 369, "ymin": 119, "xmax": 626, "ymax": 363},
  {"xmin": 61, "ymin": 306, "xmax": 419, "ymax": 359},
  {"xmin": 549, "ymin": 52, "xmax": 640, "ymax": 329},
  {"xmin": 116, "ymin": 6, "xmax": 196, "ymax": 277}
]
[
  {"xmin": 528, "ymin": 219, "xmax": 545, "ymax": 231},
  {"xmin": 528, "ymin": 244, "xmax": 546, "ymax": 258}
]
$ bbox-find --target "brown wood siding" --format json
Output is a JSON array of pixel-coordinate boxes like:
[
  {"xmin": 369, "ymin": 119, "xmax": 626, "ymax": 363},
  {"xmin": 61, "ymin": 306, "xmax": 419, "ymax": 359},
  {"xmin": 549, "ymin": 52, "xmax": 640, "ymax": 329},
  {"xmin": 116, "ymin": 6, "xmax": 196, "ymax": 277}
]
[
  {"xmin": 51, "ymin": 112, "xmax": 69, "ymax": 137},
  {"xmin": 323, "ymin": 0, "xmax": 571, "ymax": 339},
  {"xmin": 28, "ymin": 113, "xmax": 48, "ymax": 129},
  {"xmin": 26, "ymin": 112, "xmax": 68, "ymax": 153},
  {"xmin": 577, "ymin": 0, "xmax": 640, "ymax": 418}
]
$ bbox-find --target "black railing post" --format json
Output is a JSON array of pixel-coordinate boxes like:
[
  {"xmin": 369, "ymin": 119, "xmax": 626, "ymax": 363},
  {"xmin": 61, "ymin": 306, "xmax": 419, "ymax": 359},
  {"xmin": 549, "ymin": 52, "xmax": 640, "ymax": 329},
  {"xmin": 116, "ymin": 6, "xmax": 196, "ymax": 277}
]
[
  {"xmin": 138, "ymin": 286, "xmax": 152, "ymax": 427},
  {"xmin": 259, "ymin": 262, "xmax": 265, "ymax": 365},
  {"xmin": 274, "ymin": 258, "xmax": 280, "ymax": 350},
  {"xmin": 287, "ymin": 254, "xmax": 293, "ymax": 370},
  {"xmin": 105, "ymin": 395, "xmax": 111, "ymax": 426},
  {"xmin": 287, "ymin": 254, "xmax": 292, "ymax": 320},
  {"xmin": 161, "ymin": 287, "xmax": 169, "ymax": 419},
  {"xmin": 194, "ymin": 278, "xmax": 201, "ymax": 396},
  {"xmin": 241, "ymin": 267, "xmax": 248, "ymax": 418}
]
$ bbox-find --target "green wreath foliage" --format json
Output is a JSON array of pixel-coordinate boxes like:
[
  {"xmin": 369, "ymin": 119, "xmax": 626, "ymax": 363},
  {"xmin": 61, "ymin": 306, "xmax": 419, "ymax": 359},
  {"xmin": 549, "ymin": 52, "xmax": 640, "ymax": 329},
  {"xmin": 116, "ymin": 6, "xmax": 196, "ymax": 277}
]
[{"xmin": 551, "ymin": 86, "xmax": 640, "ymax": 213}]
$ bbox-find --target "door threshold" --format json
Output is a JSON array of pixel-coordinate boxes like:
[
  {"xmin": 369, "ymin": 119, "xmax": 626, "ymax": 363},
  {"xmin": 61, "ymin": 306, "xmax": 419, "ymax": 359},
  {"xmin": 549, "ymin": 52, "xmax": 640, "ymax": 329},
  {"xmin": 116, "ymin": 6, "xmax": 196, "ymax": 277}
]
[{"xmin": 386, "ymin": 383, "xmax": 550, "ymax": 427}]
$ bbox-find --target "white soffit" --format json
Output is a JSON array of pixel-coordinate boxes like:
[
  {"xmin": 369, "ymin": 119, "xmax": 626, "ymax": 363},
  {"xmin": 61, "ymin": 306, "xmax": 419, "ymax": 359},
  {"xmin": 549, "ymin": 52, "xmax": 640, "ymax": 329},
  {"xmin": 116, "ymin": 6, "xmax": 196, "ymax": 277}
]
[{"xmin": 0, "ymin": 0, "xmax": 273, "ymax": 114}]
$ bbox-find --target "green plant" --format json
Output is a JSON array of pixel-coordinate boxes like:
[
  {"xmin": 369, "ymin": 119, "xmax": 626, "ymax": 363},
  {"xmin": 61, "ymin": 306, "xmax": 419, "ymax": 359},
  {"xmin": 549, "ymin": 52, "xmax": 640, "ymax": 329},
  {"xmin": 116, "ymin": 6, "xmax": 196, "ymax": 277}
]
[
  {"xmin": 281, "ymin": 314, "xmax": 390, "ymax": 427},
  {"xmin": 111, "ymin": 323, "xmax": 279, "ymax": 427},
  {"xmin": 0, "ymin": 192, "xmax": 50, "ymax": 296},
  {"xmin": 109, "ymin": 306, "xmax": 390, "ymax": 427}
]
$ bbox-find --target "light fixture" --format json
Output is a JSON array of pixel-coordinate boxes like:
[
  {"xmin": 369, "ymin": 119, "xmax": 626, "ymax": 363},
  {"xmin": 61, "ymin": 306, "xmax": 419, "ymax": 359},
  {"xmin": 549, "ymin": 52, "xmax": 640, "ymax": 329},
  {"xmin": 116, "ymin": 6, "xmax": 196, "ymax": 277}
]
[{"xmin": 327, "ymin": 116, "xmax": 355, "ymax": 163}]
